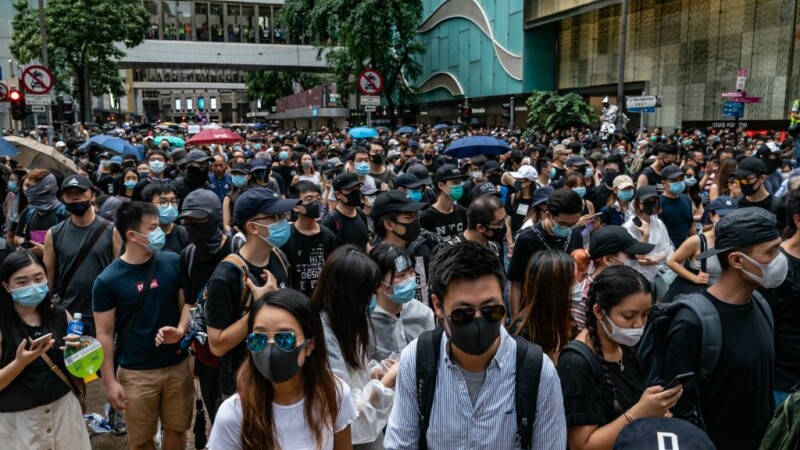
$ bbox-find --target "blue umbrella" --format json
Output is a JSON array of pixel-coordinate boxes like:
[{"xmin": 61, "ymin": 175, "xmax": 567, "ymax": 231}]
[
  {"xmin": 397, "ymin": 126, "xmax": 416, "ymax": 134},
  {"xmin": 348, "ymin": 127, "xmax": 379, "ymax": 139},
  {"xmin": 79, "ymin": 135, "xmax": 144, "ymax": 160},
  {"xmin": 444, "ymin": 136, "xmax": 510, "ymax": 158},
  {"xmin": 0, "ymin": 137, "xmax": 18, "ymax": 157},
  {"xmin": 433, "ymin": 123, "xmax": 451, "ymax": 131},
  {"xmin": 155, "ymin": 135, "xmax": 185, "ymax": 148}
]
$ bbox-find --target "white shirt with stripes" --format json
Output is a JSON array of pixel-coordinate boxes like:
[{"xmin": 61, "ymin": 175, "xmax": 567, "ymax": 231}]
[{"xmin": 384, "ymin": 327, "xmax": 567, "ymax": 450}]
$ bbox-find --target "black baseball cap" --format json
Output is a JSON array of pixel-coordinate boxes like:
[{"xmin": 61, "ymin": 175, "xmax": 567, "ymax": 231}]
[
  {"xmin": 613, "ymin": 417, "xmax": 714, "ymax": 450},
  {"xmin": 61, "ymin": 175, "xmax": 94, "ymax": 192},
  {"xmin": 250, "ymin": 158, "xmax": 270, "ymax": 170},
  {"xmin": 186, "ymin": 149, "xmax": 214, "ymax": 164},
  {"xmin": 471, "ymin": 181, "xmax": 501, "ymax": 199},
  {"xmin": 232, "ymin": 187, "xmax": 299, "ymax": 226},
  {"xmin": 396, "ymin": 172, "xmax": 424, "ymax": 189},
  {"xmin": 481, "ymin": 160, "xmax": 502, "ymax": 174},
  {"xmin": 370, "ymin": 190, "xmax": 427, "ymax": 220},
  {"xmin": 178, "ymin": 188, "xmax": 222, "ymax": 221},
  {"xmin": 434, "ymin": 164, "xmax": 467, "ymax": 185},
  {"xmin": 733, "ymin": 157, "xmax": 768, "ymax": 178},
  {"xmin": 660, "ymin": 165, "xmax": 684, "ymax": 180},
  {"xmin": 532, "ymin": 185, "xmax": 554, "ymax": 207},
  {"xmin": 332, "ymin": 172, "xmax": 362, "ymax": 191},
  {"xmin": 566, "ymin": 156, "xmax": 589, "ymax": 167},
  {"xmin": 697, "ymin": 207, "xmax": 780, "ymax": 259},
  {"xmin": 231, "ymin": 163, "xmax": 249, "ymax": 175},
  {"xmin": 320, "ymin": 161, "xmax": 338, "ymax": 175},
  {"xmin": 408, "ymin": 164, "xmax": 433, "ymax": 186},
  {"xmin": 634, "ymin": 185, "xmax": 659, "ymax": 200},
  {"xmin": 589, "ymin": 225, "xmax": 655, "ymax": 259}
]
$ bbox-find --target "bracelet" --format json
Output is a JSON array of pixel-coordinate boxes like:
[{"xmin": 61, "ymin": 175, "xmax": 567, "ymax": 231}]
[{"xmin": 624, "ymin": 410, "xmax": 637, "ymax": 423}]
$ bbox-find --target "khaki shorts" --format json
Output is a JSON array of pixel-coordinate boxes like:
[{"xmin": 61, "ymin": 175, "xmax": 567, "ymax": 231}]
[{"xmin": 117, "ymin": 358, "xmax": 194, "ymax": 447}]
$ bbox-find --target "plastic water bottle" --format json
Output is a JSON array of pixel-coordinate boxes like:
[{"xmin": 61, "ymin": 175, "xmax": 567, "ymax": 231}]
[{"xmin": 67, "ymin": 313, "xmax": 84, "ymax": 336}]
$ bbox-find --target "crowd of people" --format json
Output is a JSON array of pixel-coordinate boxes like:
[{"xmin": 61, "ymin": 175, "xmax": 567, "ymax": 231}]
[{"xmin": 0, "ymin": 121, "xmax": 798, "ymax": 450}]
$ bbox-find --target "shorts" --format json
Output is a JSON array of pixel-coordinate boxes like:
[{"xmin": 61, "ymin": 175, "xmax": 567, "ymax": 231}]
[{"xmin": 117, "ymin": 358, "xmax": 194, "ymax": 447}]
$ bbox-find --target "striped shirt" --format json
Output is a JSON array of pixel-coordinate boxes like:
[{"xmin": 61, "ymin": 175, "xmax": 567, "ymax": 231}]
[{"xmin": 384, "ymin": 327, "xmax": 566, "ymax": 450}]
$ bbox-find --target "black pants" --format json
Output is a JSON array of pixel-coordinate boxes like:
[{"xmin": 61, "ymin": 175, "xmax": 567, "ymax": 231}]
[{"xmin": 195, "ymin": 361, "xmax": 221, "ymax": 424}]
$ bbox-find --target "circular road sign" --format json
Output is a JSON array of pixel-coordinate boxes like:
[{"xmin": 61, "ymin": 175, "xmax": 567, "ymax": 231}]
[
  {"xmin": 21, "ymin": 65, "xmax": 55, "ymax": 95},
  {"xmin": 0, "ymin": 82, "xmax": 8, "ymax": 102},
  {"xmin": 358, "ymin": 69, "xmax": 383, "ymax": 96}
]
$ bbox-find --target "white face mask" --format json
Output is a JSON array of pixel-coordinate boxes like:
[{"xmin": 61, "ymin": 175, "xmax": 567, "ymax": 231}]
[
  {"xmin": 738, "ymin": 251, "xmax": 788, "ymax": 289},
  {"xmin": 600, "ymin": 314, "xmax": 644, "ymax": 347}
]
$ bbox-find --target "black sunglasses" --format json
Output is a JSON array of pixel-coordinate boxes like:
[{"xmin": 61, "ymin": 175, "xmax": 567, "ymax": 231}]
[{"xmin": 448, "ymin": 304, "xmax": 506, "ymax": 326}]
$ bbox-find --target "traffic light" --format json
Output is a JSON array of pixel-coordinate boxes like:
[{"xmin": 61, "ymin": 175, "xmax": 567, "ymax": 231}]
[
  {"xmin": 501, "ymin": 103, "xmax": 511, "ymax": 121},
  {"xmin": 460, "ymin": 106, "xmax": 472, "ymax": 123},
  {"xmin": 9, "ymin": 89, "xmax": 27, "ymax": 120}
]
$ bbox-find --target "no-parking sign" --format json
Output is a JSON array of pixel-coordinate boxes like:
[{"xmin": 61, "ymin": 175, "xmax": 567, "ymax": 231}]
[
  {"xmin": 358, "ymin": 69, "xmax": 383, "ymax": 96},
  {"xmin": 22, "ymin": 65, "xmax": 55, "ymax": 95}
]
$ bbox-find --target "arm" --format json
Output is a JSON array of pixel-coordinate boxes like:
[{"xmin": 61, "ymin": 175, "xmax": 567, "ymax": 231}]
[
  {"xmin": 708, "ymin": 184, "xmax": 720, "ymax": 201},
  {"xmin": 43, "ymin": 229, "xmax": 56, "ymax": 290},
  {"xmin": 383, "ymin": 345, "xmax": 421, "ymax": 450},
  {"xmin": 667, "ymin": 236, "xmax": 704, "ymax": 282},
  {"xmin": 636, "ymin": 173, "xmax": 649, "ymax": 189},
  {"xmin": 207, "ymin": 319, "xmax": 248, "ymax": 357},
  {"xmin": 95, "ymin": 308, "xmax": 127, "ymax": 410},
  {"xmin": 510, "ymin": 281, "xmax": 522, "ymax": 317},
  {"xmin": 333, "ymin": 427, "xmax": 353, "ymax": 450},
  {"xmin": 0, "ymin": 335, "xmax": 55, "ymax": 391},
  {"xmin": 222, "ymin": 196, "xmax": 232, "ymax": 233},
  {"xmin": 156, "ymin": 289, "xmax": 190, "ymax": 346},
  {"xmin": 112, "ymin": 228, "xmax": 123, "ymax": 259}
]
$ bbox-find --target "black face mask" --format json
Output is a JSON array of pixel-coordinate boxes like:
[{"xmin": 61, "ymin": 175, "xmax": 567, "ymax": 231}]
[
  {"xmin": 741, "ymin": 180, "xmax": 760, "ymax": 196},
  {"xmin": 300, "ymin": 200, "xmax": 321, "ymax": 218},
  {"xmin": 766, "ymin": 158, "xmax": 781, "ymax": 174},
  {"xmin": 187, "ymin": 165, "xmax": 208, "ymax": 185},
  {"xmin": 443, "ymin": 314, "xmax": 501, "ymax": 356},
  {"xmin": 394, "ymin": 220, "xmax": 421, "ymax": 242},
  {"xmin": 185, "ymin": 222, "xmax": 224, "ymax": 261},
  {"xmin": 488, "ymin": 174, "xmax": 502, "ymax": 186},
  {"xmin": 253, "ymin": 170, "xmax": 269, "ymax": 181},
  {"xmin": 603, "ymin": 170, "xmax": 618, "ymax": 186},
  {"xmin": 370, "ymin": 154, "xmax": 385, "ymax": 165},
  {"xmin": 340, "ymin": 190, "xmax": 362, "ymax": 207},
  {"xmin": 251, "ymin": 342, "xmax": 309, "ymax": 383},
  {"xmin": 423, "ymin": 153, "xmax": 434, "ymax": 161},
  {"xmin": 642, "ymin": 202, "xmax": 659, "ymax": 216},
  {"xmin": 65, "ymin": 200, "xmax": 91, "ymax": 217}
]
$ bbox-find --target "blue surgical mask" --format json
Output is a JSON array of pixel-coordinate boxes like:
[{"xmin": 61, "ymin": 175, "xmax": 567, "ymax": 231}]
[
  {"xmin": 149, "ymin": 160, "xmax": 165, "ymax": 174},
  {"xmin": 355, "ymin": 162, "xmax": 371, "ymax": 177},
  {"xmin": 7, "ymin": 181, "xmax": 17, "ymax": 193},
  {"xmin": 135, "ymin": 228, "xmax": 166, "ymax": 253},
  {"xmin": 572, "ymin": 187, "xmax": 587, "ymax": 198},
  {"xmin": 618, "ymin": 189, "xmax": 634, "ymax": 202},
  {"xmin": 279, "ymin": 151, "xmax": 290, "ymax": 161},
  {"xmin": 669, "ymin": 181, "xmax": 686, "ymax": 195},
  {"xmin": 684, "ymin": 177, "xmax": 697, "ymax": 187},
  {"xmin": 232, "ymin": 175, "xmax": 247, "ymax": 187},
  {"xmin": 548, "ymin": 168, "xmax": 556, "ymax": 179},
  {"xmin": 257, "ymin": 219, "xmax": 291, "ymax": 248},
  {"xmin": 158, "ymin": 204, "xmax": 178, "ymax": 224},
  {"xmin": 408, "ymin": 189, "xmax": 423, "ymax": 202},
  {"xmin": 367, "ymin": 294, "xmax": 377, "ymax": 315},
  {"xmin": 585, "ymin": 167, "xmax": 594, "ymax": 178},
  {"xmin": 124, "ymin": 180, "xmax": 137, "ymax": 190},
  {"xmin": 11, "ymin": 282, "xmax": 49, "ymax": 308},
  {"xmin": 388, "ymin": 277, "xmax": 418, "ymax": 304},
  {"xmin": 551, "ymin": 222, "xmax": 573, "ymax": 238}
]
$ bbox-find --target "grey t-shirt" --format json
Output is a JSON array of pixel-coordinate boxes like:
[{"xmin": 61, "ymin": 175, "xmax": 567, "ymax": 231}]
[
  {"xmin": 459, "ymin": 367, "xmax": 487, "ymax": 406},
  {"xmin": 52, "ymin": 216, "xmax": 115, "ymax": 319}
]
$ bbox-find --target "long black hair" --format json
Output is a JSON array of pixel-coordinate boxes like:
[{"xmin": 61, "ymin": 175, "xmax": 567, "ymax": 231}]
[
  {"xmin": 584, "ymin": 265, "xmax": 651, "ymax": 413},
  {"xmin": 312, "ymin": 245, "xmax": 381, "ymax": 370},
  {"xmin": 0, "ymin": 251, "xmax": 59, "ymax": 366}
]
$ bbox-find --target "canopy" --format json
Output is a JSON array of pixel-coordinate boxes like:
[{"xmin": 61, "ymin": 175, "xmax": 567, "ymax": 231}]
[{"xmin": 185, "ymin": 128, "xmax": 243, "ymax": 145}]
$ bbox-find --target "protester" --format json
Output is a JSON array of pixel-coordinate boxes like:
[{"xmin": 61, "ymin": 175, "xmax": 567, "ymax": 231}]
[
  {"xmin": 734, "ymin": 156, "xmax": 787, "ymax": 231},
  {"xmin": 208, "ymin": 155, "xmax": 231, "ymax": 202},
  {"xmin": 320, "ymin": 173, "xmax": 370, "ymax": 251},
  {"xmin": 600, "ymin": 175, "xmax": 634, "ymax": 226},
  {"xmin": 0, "ymin": 250, "xmax": 91, "ymax": 450},
  {"xmin": 174, "ymin": 150, "xmax": 215, "ymax": 204},
  {"xmin": 447, "ymin": 194, "xmax": 505, "ymax": 258},
  {"xmin": 141, "ymin": 182, "xmax": 190, "ymax": 253},
  {"xmin": 622, "ymin": 185, "xmax": 674, "ymax": 282},
  {"xmin": 223, "ymin": 163, "xmax": 249, "ymax": 232},
  {"xmin": 659, "ymin": 165, "xmax": 695, "ymax": 248},
  {"xmin": 637, "ymin": 143, "xmax": 678, "ymax": 195},
  {"xmin": 506, "ymin": 164, "xmax": 537, "ymax": 235},
  {"xmin": 15, "ymin": 171, "xmax": 67, "ymax": 255},
  {"xmin": 773, "ymin": 189, "xmax": 800, "ymax": 407}
]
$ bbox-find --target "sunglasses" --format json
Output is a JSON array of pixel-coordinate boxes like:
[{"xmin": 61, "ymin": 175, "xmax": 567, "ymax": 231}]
[
  {"xmin": 447, "ymin": 304, "xmax": 506, "ymax": 326},
  {"xmin": 246, "ymin": 332, "xmax": 300, "ymax": 353}
]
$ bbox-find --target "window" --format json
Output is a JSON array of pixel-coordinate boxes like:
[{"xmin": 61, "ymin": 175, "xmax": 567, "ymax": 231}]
[
  {"xmin": 186, "ymin": 98, "xmax": 193, "ymax": 111},
  {"xmin": 176, "ymin": 1, "xmax": 191, "ymax": 41},
  {"xmin": 195, "ymin": 2, "xmax": 209, "ymax": 41},
  {"xmin": 198, "ymin": 97, "xmax": 205, "ymax": 110},
  {"xmin": 144, "ymin": 0, "xmax": 159, "ymax": 39},
  {"xmin": 210, "ymin": 3, "xmax": 224, "ymax": 42},
  {"xmin": 210, "ymin": 97, "xmax": 217, "ymax": 110},
  {"xmin": 227, "ymin": 4, "xmax": 241, "ymax": 42},
  {"xmin": 242, "ymin": 5, "xmax": 255, "ymax": 43},
  {"xmin": 258, "ymin": 5, "xmax": 271, "ymax": 43},
  {"xmin": 175, "ymin": 99, "xmax": 182, "ymax": 111}
]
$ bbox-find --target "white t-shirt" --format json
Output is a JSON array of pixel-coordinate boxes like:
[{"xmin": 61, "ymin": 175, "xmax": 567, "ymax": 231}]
[{"xmin": 207, "ymin": 377, "xmax": 358, "ymax": 450}]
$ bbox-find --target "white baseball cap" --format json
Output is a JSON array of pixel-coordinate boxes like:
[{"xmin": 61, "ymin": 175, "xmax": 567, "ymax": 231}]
[{"xmin": 509, "ymin": 165, "xmax": 538, "ymax": 181}]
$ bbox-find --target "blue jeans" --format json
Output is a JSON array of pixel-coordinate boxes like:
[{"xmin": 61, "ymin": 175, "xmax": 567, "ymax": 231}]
[
  {"xmin": 774, "ymin": 390, "xmax": 791, "ymax": 407},
  {"xmin": 793, "ymin": 136, "xmax": 800, "ymax": 166}
]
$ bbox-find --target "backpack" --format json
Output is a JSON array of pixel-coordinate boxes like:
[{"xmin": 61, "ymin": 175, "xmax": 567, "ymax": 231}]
[
  {"xmin": 637, "ymin": 291, "xmax": 774, "ymax": 425},
  {"xmin": 409, "ymin": 228, "xmax": 447, "ymax": 258},
  {"xmin": 759, "ymin": 391, "xmax": 800, "ymax": 450},
  {"xmin": 415, "ymin": 328, "xmax": 544, "ymax": 450},
  {"xmin": 23, "ymin": 204, "xmax": 69, "ymax": 240}
]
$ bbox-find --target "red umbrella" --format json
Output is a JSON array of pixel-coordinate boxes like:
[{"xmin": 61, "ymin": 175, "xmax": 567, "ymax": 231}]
[{"xmin": 185, "ymin": 128, "xmax": 243, "ymax": 145}]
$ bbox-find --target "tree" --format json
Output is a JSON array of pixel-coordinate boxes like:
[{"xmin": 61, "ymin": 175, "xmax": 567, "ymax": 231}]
[
  {"xmin": 11, "ymin": 0, "xmax": 149, "ymax": 125},
  {"xmin": 281, "ymin": 0, "xmax": 424, "ymax": 127},
  {"xmin": 244, "ymin": 71, "xmax": 329, "ymax": 111},
  {"xmin": 525, "ymin": 91, "xmax": 598, "ymax": 134}
]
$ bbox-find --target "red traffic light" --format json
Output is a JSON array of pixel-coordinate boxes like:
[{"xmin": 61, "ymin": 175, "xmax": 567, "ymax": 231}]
[{"xmin": 8, "ymin": 90, "xmax": 21, "ymax": 102}]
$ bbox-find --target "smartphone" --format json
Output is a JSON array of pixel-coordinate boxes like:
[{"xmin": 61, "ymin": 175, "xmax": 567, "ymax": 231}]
[
  {"xmin": 28, "ymin": 333, "xmax": 53, "ymax": 348},
  {"xmin": 20, "ymin": 241, "xmax": 34, "ymax": 249},
  {"xmin": 633, "ymin": 217, "xmax": 642, "ymax": 227},
  {"xmin": 665, "ymin": 372, "xmax": 694, "ymax": 389}
]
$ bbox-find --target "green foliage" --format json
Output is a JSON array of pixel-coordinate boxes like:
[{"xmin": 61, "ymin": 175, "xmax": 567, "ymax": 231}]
[
  {"xmin": 281, "ymin": 0, "xmax": 424, "ymax": 125},
  {"xmin": 11, "ymin": 0, "xmax": 149, "ymax": 123},
  {"xmin": 244, "ymin": 71, "xmax": 330, "ymax": 109},
  {"xmin": 525, "ymin": 91, "xmax": 598, "ymax": 133}
]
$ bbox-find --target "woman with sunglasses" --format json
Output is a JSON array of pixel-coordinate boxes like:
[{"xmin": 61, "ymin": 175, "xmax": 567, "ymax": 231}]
[
  {"xmin": 557, "ymin": 266, "xmax": 682, "ymax": 450},
  {"xmin": 208, "ymin": 289, "xmax": 357, "ymax": 450},
  {"xmin": 313, "ymin": 245, "xmax": 396, "ymax": 449},
  {"xmin": 367, "ymin": 244, "xmax": 435, "ymax": 362}
]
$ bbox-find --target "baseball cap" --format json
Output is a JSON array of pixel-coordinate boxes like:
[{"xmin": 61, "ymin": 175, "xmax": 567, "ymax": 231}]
[
  {"xmin": 231, "ymin": 163, "xmax": 249, "ymax": 175},
  {"xmin": 409, "ymin": 140, "xmax": 419, "ymax": 148},
  {"xmin": 110, "ymin": 156, "xmax": 123, "ymax": 165},
  {"xmin": 660, "ymin": 165, "xmax": 684, "ymax": 180},
  {"xmin": 481, "ymin": 160, "xmax": 502, "ymax": 174},
  {"xmin": 408, "ymin": 164, "xmax": 433, "ymax": 186},
  {"xmin": 186, "ymin": 149, "xmax": 214, "ymax": 164},
  {"xmin": 370, "ymin": 190, "xmax": 427, "ymax": 220},
  {"xmin": 634, "ymin": 185, "xmax": 659, "ymax": 200},
  {"xmin": 733, "ymin": 157, "xmax": 768, "ymax": 178},
  {"xmin": 434, "ymin": 164, "xmax": 466, "ymax": 185},
  {"xmin": 471, "ymin": 181, "xmax": 501, "ymax": 199},
  {"xmin": 61, "ymin": 175, "xmax": 94, "ymax": 192},
  {"xmin": 532, "ymin": 185, "xmax": 554, "ymax": 207},
  {"xmin": 328, "ymin": 157, "xmax": 344, "ymax": 167},
  {"xmin": 566, "ymin": 156, "xmax": 589, "ymax": 167},
  {"xmin": 509, "ymin": 165, "xmax": 538, "ymax": 181},
  {"xmin": 332, "ymin": 172, "xmax": 362, "ymax": 191},
  {"xmin": 612, "ymin": 175, "xmax": 635, "ymax": 190},
  {"xmin": 320, "ymin": 161, "xmax": 338, "ymax": 175},
  {"xmin": 171, "ymin": 148, "xmax": 188, "ymax": 166},
  {"xmin": 706, "ymin": 195, "xmax": 738, "ymax": 216},
  {"xmin": 396, "ymin": 172, "xmax": 424, "ymax": 189},
  {"xmin": 697, "ymin": 207, "xmax": 780, "ymax": 260},
  {"xmin": 232, "ymin": 187, "xmax": 299, "ymax": 226},
  {"xmin": 589, "ymin": 225, "xmax": 655, "ymax": 259},
  {"xmin": 178, "ymin": 188, "xmax": 222, "ymax": 221},
  {"xmin": 250, "ymin": 158, "xmax": 270, "ymax": 170},
  {"xmin": 613, "ymin": 417, "xmax": 715, "ymax": 450}
]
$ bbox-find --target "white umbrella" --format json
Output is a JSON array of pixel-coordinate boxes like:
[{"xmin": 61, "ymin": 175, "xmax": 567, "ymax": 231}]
[{"xmin": 3, "ymin": 136, "xmax": 78, "ymax": 174}]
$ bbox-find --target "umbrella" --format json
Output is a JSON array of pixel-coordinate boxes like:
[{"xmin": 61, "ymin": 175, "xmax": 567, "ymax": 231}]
[
  {"xmin": 79, "ymin": 135, "xmax": 143, "ymax": 159},
  {"xmin": 444, "ymin": 136, "xmax": 510, "ymax": 158},
  {"xmin": 433, "ymin": 123, "xmax": 451, "ymax": 131},
  {"xmin": 348, "ymin": 127, "xmax": 379, "ymax": 139},
  {"xmin": 376, "ymin": 126, "xmax": 390, "ymax": 133},
  {"xmin": 155, "ymin": 136, "xmax": 185, "ymax": 148},
  {"xmin": 185, "ymin": 128, "xmax": 243, "ymax": 145},
  {"xmin": 0, "ymin": 137, "xmax": 19, "ymax": 157},
  {"xmin": 397, "ymin": 126, "xmax": 416, "ymax": 134},
  {"xmin": 3, "ymin": 136, "xmax": 77, "ymax": 174}
]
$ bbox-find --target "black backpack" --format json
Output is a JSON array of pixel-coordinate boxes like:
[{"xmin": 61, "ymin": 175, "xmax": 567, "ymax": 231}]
[{"xmin": 415, "ymin": 328, "xmax": 544, "ymax": 450}]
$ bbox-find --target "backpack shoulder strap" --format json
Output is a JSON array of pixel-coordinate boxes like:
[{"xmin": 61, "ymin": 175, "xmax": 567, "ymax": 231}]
[
  {"xmin": 221, "ymin": 253, "xmax": 256, "ymax": 312},
  {"xmin": 674, "ymin": 294, "xmax": 722, "ymax": 379},
  {"xmin": 513, "ymin": 336, "xmax": 544, "ymax": 450},
  {"xmin": 185, "ymin": 244, "xmax": 196, "ymax": 276},
  {"xmin": 561, "ymin": 340, "xmax": 603, "ymax": 381},
  {"xmin": 697, "ymin": 234, "xmax": 708, "ymax": 273},
  {"xmin": 270, "ymin": 247, "xmax": 290, "ymax": 283},
  {"xmin": 416, "ymin": 327, "xmax": 444, "ymax": 450},
  {"xmin": 752, "ymin": 290, "xmax": 775, "ymax": 334}
]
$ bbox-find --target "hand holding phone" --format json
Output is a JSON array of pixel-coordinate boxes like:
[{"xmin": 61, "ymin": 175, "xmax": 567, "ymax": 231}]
[
  {"xmin": 28, "ymin": 333, "xmax": 53, "ymax": 348},
  {"xmin": 665, "ymin": 372, "xmax": 694, "ymax": 389}
]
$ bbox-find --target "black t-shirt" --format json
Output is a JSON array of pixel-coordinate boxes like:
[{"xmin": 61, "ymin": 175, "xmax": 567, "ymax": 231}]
[
  {"xmin": 666, "ymin": 290, "xmax": 774, "ymax": 450},
  {"xmin": 508, "ymin": 223, "xmax": 583, "ymax": 282},
  {"xmin": 319, "ymin": 209, "xmax": 370, "ymax": 251},
  {"xmin": 16, "ymin": 206, "xmax": 66, "ymax": 244},
  {"xmin": 204, "ymin": 251, "xmax": 290, "ymax": 394},
  {"xmin": 641, "ymin": 166, "xmax": 664, "ymax": 195},
  {"xmin": 506, "ymin": 192, "xmax": 533, "ymax": 236},
  {"xmin": 163, "ymin": 224, "xmax": 190, "ymax": 254},
  {"xmin": 371, "ymin": 169, "xmax": 397, "ymax": 190},
  {"xmin": 739, "ymin": 194, "xmax": 787, "ymax": 231},
  {"xmin": 419, "ymin": 204, "xmax": 468, "ymax": 240},
  {"xmin": 552, "ymin": 166, "xmax": 567, "ymax": 184},
  {"xmin": 280, "ymin": 224, "xmax": 338, "ymax": 297},
  {"xmin": 179, "ymin": 238, "xmax": 233, "ymax": 306},
  {"xmin": 659, "ymin": 194, "xmax": 693, "ymax": 248},
  {"xmin": 272, "ymin": 164, "xmax": 297, "ymax": 194},
  {"xmin": 97, "ymin": 174, "xmax": 117, "ymax": 195},
  {"xmin": 771, "ymin": 249, "xmax": 800, "ymax": 391},
  {"xmin": 592, "ymin": 184, "xmax": 614, "ymax": 212},
  {"xmin": 557, "ymin": 341, "xmax": 645, "ymax": 427}
]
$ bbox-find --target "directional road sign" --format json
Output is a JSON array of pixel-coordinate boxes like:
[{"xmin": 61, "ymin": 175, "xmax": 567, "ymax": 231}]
[
  {"xmin": 722, "ymin": 101, "xmax": 744, "ymax": 119},
  {"xmin": 360, "ymin": 95, "xmax": 381, "ymax": 106},
  {"xmin": 357, "ymin": 69, "xmax": 383, "ymax": 95},
  {"xmin": 626, "ymin": 96, "xmax": 657, "ymax": 113},
  {"xmin": 26, "ymin": 95, "xmax": 51, "ymax": 106},
  {"xmin": 0, "ymin": 82, "xmax": 7, "ymax": 102},
  {"xmin": 21, "ymin": 65, "xmax": 54, "ymax": 95}
]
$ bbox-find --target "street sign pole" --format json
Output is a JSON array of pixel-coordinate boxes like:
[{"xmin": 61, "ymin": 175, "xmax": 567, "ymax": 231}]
[
  {"xmin": 509, "ymin": 96, "xmax": 515, "ymax": 131},
  {"xmin": 37, "ymin": 0, "xmax": 53, "ymax": 146}
]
